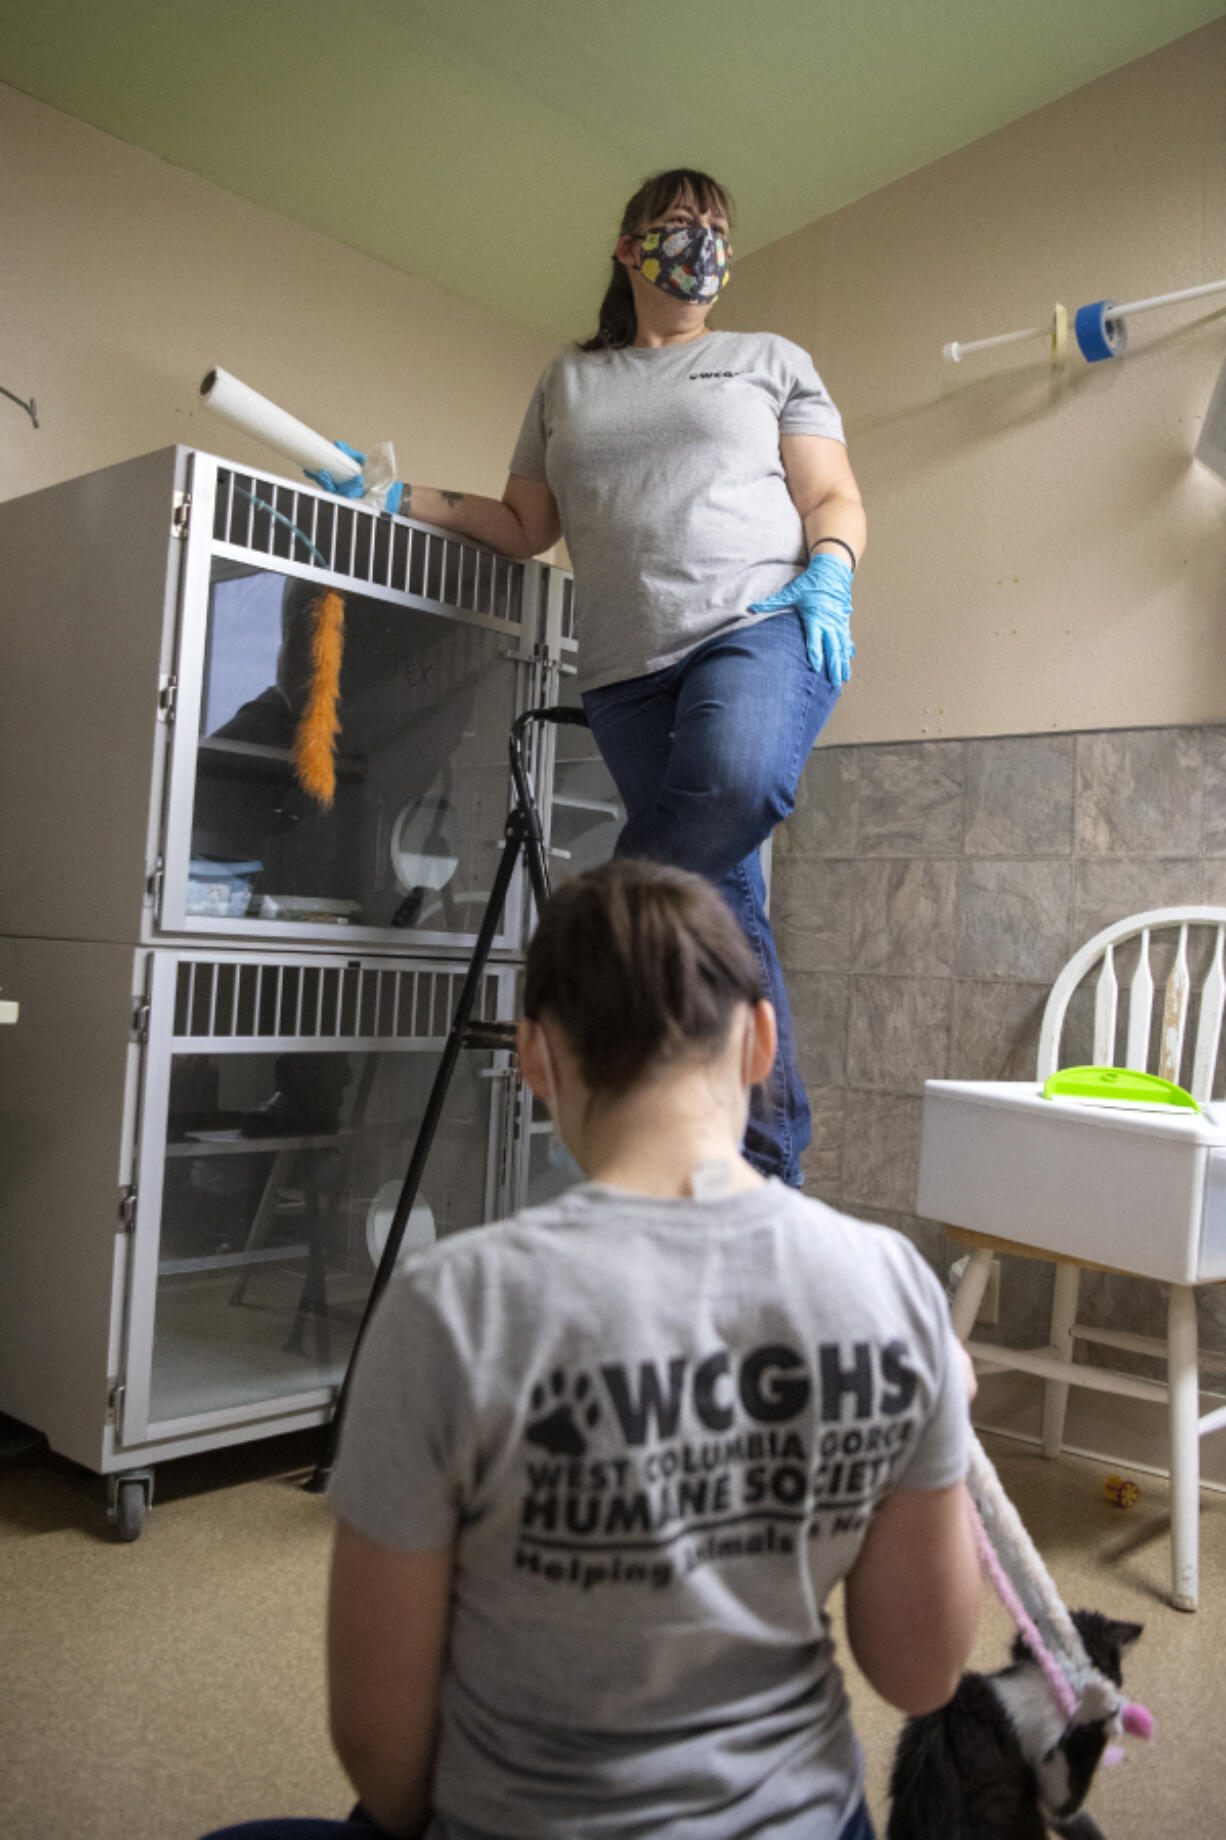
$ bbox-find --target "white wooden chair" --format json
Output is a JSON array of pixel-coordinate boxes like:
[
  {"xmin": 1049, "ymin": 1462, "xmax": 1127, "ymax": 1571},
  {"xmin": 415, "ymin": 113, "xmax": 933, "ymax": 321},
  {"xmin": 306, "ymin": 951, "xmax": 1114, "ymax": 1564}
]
[{"xmin": 944, "ymin": 906, "xmax": 1226, "ymax": 1611}]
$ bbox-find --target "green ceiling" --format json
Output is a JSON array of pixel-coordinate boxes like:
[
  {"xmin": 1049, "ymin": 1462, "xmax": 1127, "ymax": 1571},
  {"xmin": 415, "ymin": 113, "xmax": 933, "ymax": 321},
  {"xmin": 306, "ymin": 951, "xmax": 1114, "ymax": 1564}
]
[{"xmin": 2, "ymin": 0, "xmax": 1222, "ymax": 341}]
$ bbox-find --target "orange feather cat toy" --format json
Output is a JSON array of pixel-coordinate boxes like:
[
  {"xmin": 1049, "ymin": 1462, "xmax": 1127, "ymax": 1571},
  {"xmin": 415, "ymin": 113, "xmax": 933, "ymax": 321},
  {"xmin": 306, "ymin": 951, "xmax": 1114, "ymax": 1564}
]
[{"xmin": 290, "ymin": 590, "xmax": 345, "ymax": 807}]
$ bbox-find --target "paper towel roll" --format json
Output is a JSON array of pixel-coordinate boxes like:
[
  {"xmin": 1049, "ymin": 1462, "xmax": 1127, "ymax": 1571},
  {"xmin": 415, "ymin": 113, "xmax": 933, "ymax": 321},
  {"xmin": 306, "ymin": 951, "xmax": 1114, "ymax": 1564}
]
[{"xmin": 199, "ymin": 368, "xmax": 363, "ymax": 481}]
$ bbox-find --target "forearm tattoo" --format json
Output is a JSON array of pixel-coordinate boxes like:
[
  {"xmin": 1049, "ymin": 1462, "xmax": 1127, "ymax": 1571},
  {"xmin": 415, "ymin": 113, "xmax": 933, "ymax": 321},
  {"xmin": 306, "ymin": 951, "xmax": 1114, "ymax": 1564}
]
[{"xmin": 439, "ymin": 489, "xmax": 466, "ymax": 507}]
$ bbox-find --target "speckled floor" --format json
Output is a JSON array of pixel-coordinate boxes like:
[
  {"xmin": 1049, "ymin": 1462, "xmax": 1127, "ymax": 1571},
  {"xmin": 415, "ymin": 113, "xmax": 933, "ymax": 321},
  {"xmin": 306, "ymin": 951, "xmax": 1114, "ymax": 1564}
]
[{"xmin": 1, "ymin": 1430, "xmax": 1222, "ymax": 1839}]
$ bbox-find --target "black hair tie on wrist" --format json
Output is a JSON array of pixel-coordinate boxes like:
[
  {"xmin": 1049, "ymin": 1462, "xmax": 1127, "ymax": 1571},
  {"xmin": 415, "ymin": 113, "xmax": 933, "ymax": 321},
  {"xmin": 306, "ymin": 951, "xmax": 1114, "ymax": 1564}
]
[{"xmin": 809, "ymin": 535, "xmax": 857, "ymax": 573}]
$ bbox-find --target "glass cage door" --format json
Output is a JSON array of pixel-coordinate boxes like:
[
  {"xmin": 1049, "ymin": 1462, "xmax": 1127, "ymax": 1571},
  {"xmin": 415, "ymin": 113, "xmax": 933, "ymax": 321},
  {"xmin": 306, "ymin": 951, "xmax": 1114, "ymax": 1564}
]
[
  {"xmin": 161, "ymin": 529, "xmax": 531, "ymax": 952},
  {"xmin": 121, "ymin": 950, "xmax": 516, "ymax": 1443},
  {"xmin": 544, "ymin": 672, "xmax": 626, "ymax": 886}
]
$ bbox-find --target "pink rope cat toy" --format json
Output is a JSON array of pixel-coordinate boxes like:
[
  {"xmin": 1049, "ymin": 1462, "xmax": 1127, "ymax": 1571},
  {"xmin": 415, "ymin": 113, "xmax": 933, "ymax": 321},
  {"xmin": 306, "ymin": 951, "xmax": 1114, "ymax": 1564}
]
[{"xmin": 968, "ymin": 1435, "xmax": 1154, "ymax": 1764}]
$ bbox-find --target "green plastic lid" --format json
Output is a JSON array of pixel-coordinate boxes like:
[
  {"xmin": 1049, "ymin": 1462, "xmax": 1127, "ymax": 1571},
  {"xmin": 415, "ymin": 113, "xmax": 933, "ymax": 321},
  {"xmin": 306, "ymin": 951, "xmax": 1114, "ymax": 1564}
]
[{"xmin": 1042, "ymin": 1065, "xmax": 1200, "ymax": 1112}]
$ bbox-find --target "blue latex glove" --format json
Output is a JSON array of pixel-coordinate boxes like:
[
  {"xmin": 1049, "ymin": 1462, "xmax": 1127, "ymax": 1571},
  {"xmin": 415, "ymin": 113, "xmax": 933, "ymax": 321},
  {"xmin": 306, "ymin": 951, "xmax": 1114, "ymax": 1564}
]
[
  {"xmin": 748, "ymin": 551, "xmax": 855, "ymax": 684},
  {"xmin": 305, "ymin": 438, "xmax": 367, "ymax": 498}
]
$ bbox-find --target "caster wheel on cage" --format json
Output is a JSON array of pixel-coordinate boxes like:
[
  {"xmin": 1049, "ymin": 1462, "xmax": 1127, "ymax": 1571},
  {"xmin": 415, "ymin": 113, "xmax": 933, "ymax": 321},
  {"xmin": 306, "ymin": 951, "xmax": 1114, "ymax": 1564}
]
[{"xmin": 107, "ymin": 1469, "xmax": 155, "ymax": 1543}]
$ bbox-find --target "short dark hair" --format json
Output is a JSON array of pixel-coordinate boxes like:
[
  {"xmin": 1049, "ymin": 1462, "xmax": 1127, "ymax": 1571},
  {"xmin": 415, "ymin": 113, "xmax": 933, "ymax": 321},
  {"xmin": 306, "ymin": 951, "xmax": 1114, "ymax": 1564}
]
[
  {"xmin": 577, "ymin": 168, "xmax": 735, "ymax": 355},
  {"xmin": 523, "ymin": 859, "xmax": 762, "ymax": 1099}
]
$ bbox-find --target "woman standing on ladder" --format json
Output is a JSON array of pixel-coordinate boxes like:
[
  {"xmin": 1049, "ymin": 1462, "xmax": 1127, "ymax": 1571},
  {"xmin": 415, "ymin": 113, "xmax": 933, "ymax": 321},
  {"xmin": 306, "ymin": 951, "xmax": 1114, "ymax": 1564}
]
[{"xmin": 316, "ymin": 169, "xmax": 865, "ymax": 1187}]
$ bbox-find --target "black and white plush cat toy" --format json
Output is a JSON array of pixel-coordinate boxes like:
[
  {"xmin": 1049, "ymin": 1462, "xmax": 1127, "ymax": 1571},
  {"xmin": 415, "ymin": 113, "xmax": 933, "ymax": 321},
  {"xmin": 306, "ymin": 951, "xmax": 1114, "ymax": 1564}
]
[
  {"xmin": 887, "ymin": 1435, "xmax": 1153, "ymax": 1840},
  {"xmin": 887, "ymin": 1606, "xmax": 1143, "ymax": 1840}
]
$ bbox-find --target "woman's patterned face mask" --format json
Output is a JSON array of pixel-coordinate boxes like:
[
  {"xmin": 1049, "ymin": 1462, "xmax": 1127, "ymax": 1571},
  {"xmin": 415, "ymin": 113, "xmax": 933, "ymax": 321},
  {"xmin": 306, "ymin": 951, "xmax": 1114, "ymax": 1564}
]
[{"xmin": 636, "ymin": 223, "xmax": 731, "ymax": 301}]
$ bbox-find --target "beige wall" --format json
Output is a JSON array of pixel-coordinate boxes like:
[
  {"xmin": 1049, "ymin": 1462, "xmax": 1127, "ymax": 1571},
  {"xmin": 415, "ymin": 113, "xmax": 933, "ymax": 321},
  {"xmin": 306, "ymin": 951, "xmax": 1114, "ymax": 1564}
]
[
  {"xmin": 0, "ymin": 84, "xmax": 558, "ymax": 511},
  {"xmin": 723, "ymin": 20, "xmax": 1226, "ymax": 744}
]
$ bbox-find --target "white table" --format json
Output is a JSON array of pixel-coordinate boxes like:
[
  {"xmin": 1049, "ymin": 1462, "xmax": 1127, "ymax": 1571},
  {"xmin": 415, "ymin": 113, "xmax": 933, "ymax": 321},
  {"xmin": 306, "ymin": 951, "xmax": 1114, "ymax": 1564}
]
[{"xmin": 918, "ymin": 1080, "xmax": 1226, "ymax": 1285}]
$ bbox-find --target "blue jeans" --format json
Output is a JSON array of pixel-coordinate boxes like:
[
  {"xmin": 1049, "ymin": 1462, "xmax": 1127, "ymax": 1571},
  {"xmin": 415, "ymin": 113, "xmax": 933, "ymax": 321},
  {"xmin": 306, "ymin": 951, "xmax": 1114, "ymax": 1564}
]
[
  {"xmin": 582, "ymin": 612, "xmax": 841, "ymax": 1186},
  {"xmin": 837, "ymin": 1798, "xmax": 876, "ymax": 1840},
  {"xmin": 200, "ymin": 1798, "xmax": 874, "ymax": 1839}
]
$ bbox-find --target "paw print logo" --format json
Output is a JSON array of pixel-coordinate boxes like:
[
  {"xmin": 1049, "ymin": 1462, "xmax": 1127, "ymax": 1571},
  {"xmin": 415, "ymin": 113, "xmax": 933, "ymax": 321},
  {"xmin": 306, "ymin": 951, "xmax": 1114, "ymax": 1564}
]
[{"xmin": 526, "ymin": 1368, "xmax": 600, "ymax": 1458}]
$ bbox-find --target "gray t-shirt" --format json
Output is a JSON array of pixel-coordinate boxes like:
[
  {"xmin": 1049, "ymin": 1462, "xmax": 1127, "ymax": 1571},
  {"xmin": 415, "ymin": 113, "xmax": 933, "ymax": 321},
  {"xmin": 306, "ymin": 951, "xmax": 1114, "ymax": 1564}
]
[
  {"xmin": 329, "ymin": 1180, "xmax": 968, "ymax": 1840},
  {"xmin": 509, "ymin": 331, "xmax": 845, "ymax": 693}
]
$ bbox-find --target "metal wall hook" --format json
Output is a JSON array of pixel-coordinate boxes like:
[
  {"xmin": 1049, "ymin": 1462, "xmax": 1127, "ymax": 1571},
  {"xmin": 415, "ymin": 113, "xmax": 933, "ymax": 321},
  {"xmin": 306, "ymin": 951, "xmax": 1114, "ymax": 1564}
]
[
  {"xmin": 943, "ymin": 275, "xmax": 1226, "ymax": 365},
  {"xmin": 0, "ymin": 385, "xmax": 38, "ymax": 428}
]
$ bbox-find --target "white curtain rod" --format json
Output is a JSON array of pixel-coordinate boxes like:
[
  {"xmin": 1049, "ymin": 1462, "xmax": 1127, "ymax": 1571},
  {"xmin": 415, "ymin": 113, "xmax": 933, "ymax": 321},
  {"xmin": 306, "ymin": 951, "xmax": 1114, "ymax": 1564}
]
[{"xmin": 943, "ymin": 275, "xmax": 1226, "ymax": 364}]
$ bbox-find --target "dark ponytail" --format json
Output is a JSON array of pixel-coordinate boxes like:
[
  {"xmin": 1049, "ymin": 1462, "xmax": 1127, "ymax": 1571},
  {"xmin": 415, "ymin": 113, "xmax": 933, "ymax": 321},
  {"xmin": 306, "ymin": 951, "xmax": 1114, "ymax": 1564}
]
[
  {"xmin": 576, "ymin": 168, "xmax": 734, "ymax": 354},
  {"xmin": 580, "ymin": 262, "xmax": 638, "ymax": 355},
  {"xmin": 523, "ymin": 860, "xmax": 763, "ymax": 1098}
]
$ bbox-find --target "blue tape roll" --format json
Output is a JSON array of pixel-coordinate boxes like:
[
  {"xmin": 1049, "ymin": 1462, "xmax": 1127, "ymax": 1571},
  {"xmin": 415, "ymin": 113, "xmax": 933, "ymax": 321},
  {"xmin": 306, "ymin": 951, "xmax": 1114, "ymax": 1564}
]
[{"xmin": 1074, "ymin": 300, "xmax": 1127, "ymax": 363}]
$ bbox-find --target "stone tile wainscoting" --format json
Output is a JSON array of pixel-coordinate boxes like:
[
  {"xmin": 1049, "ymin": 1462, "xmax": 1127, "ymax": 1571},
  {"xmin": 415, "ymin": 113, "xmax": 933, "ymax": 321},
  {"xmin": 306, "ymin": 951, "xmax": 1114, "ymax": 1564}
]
[{"xmin": 773, "ymin": 723, "xmax": 1226, "ymax": 1416}]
